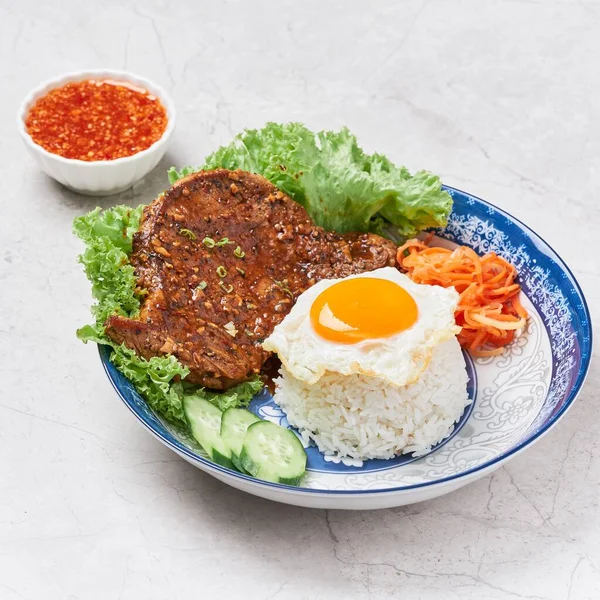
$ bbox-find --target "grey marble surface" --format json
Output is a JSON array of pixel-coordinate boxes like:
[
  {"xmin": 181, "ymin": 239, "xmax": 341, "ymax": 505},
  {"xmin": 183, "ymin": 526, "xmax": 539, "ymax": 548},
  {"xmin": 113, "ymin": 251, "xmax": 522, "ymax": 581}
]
[{"xmin": 1, "ymin": 0, "xmax": 599, "ymax": 598}]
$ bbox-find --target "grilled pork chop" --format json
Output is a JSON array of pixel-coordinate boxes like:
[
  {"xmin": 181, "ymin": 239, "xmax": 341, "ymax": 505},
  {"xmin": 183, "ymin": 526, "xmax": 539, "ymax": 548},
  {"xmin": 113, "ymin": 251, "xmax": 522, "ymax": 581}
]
[{"xmin": 106, "ymin": 169, "xmax": 396, "ymax": 389}]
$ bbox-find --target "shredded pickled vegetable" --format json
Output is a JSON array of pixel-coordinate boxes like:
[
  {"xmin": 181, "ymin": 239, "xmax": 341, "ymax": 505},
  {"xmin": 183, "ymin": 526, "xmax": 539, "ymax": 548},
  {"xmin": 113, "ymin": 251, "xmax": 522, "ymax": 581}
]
[{"xmin": 397, "ymin": 239, "xmax": 528, "ymax": 356}]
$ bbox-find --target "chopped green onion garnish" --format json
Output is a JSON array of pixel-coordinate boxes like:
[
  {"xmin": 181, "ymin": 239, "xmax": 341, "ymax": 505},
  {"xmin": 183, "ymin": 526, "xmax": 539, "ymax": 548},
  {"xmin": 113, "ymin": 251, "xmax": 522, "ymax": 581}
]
[
  {"xmin": 219, "ymin": 281, "xmax": 234, "ymax": 294},
  {"xmin": 203, "ymin": 237, "xmax": 216, "ymax": 248},
  {"xmin": 274, "ymin": 278, "xmax": 293, "ymax": 298},
  {"xmin": 197, "ymin": 281, "xmax": 207, "ymax": 290},
  {"xmin": 216, "ymin": 265, "xmax": 228, "ymax": 278},
  {"xmin": 179, "ymin": 228, "xmax": 197, "ymax": 240},
  {"xmin": 236, "ymin": 267, "xmax": 245, "ymax": 277},
  {"xmin": 215, "ymin": 237, "xmax": 234, "ymax": 247},
  {"xmin": 234, "ymin": 246, "xmax": 245, "ymax": 258}
]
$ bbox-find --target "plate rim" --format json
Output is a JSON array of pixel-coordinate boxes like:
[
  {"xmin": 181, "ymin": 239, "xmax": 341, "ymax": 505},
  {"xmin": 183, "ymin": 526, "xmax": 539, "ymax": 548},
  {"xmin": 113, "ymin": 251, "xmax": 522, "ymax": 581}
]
[{"xmin": 98, "ymin": 185, "xmax": 593, "ymax": 496}]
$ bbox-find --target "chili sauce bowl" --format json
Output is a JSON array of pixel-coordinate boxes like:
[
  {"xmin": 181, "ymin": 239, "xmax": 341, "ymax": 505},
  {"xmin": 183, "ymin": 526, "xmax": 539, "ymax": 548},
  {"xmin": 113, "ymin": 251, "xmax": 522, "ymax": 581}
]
[{"xmin": 17, "ymin": 70, "xmax": 176, "ymax": 196}]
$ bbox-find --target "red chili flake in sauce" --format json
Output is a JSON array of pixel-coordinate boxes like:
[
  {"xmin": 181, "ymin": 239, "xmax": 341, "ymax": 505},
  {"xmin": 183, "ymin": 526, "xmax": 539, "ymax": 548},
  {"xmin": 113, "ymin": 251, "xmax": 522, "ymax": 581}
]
[{"xmin": 25, "ymin": 79, "xmax": 168, "ymax": 161}]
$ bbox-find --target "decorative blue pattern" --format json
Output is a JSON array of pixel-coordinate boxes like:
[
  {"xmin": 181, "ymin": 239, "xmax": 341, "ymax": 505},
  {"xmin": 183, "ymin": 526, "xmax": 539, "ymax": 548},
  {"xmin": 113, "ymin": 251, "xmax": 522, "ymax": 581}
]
[
  {"xmin": 441, "ymin": 190, "xmax": 587, "ymax": 436},
  {"xmin": 99, "ymin": 186, "xmax": 592, "ymax": 495}
]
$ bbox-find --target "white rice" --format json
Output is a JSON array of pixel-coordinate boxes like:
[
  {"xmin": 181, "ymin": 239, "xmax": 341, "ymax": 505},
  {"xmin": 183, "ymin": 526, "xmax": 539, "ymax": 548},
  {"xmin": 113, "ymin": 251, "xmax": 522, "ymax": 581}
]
[{"xmin": 272, "ymin": 337, "xmax": 470, "ymax": 463}]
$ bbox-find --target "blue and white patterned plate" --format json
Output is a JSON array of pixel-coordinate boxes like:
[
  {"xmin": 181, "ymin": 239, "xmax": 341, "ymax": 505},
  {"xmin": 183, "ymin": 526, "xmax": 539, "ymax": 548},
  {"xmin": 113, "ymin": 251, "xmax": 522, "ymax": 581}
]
[{"xmin": 99, "ymin": 186, "xmax": 592, "ymax": 510}]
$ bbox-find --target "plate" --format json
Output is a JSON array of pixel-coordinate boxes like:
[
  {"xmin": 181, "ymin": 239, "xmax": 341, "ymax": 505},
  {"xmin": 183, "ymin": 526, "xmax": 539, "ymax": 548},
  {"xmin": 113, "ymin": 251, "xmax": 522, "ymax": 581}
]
[{"xmin": 99, "ymin": 186, "xmax": 592, "ymax": 510}]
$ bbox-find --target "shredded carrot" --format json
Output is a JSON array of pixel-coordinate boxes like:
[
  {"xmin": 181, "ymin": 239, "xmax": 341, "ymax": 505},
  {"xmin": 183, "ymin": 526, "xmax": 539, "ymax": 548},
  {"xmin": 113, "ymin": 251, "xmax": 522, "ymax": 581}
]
[{"xmin": 397, "ymin": 240, "xmax": 528, "ymax": 356}]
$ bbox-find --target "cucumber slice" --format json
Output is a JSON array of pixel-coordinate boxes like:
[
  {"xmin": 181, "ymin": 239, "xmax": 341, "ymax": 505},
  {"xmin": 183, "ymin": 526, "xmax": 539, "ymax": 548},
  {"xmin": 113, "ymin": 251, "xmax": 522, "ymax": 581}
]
[
  {"xmin": 183, "ymin": 395, "xmax": 233, "ymax": 469},
  {"xmin": 221, "ymin": 408, "xmax": 260, "ymax": 459},
  {"xmin": 240, "ymin": 421, "xmax": 307, "ymax": 486}
]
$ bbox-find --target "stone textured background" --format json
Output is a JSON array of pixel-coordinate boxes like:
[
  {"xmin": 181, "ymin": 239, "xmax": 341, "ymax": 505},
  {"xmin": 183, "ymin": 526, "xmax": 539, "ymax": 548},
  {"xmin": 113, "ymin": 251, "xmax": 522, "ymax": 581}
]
[{"xmin": 1, "ymin": 1, "xmax": 599, "ymax": 598}]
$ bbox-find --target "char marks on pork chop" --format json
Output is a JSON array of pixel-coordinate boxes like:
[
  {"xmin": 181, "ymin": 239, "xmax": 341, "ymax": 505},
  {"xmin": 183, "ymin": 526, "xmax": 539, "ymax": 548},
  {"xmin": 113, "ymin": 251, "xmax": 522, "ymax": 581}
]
[{"xmin": 106, "ymin": 169, "xmax": 396, "ymax": 389}]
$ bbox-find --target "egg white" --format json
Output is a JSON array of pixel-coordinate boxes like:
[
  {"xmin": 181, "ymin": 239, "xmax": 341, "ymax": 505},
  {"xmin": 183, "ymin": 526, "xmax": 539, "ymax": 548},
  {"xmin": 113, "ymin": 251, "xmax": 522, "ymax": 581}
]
[{"xmin": 262, "ymin": 267, "xmax": 460, "ymax": 387}]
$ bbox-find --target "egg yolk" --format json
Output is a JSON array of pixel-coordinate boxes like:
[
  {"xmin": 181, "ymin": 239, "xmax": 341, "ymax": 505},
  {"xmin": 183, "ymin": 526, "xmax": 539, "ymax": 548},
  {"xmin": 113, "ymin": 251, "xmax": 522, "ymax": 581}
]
[{"xmin": 310, "ymin": 278, "xmax": 418, "ymax": 344}]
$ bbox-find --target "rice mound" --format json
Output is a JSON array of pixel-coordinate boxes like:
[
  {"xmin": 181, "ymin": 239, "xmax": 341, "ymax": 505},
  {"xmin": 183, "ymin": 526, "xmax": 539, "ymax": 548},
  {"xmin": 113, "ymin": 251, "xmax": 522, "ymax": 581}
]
[{"xmin": 272, "ymin": 337, "xmax": 469, "ymax": 462}]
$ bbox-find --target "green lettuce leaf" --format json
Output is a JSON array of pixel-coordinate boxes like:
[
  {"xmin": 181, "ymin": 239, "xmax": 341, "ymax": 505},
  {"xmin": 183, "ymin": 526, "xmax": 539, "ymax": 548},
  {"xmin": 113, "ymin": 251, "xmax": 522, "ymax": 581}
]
[
  {"xmin": 168, "ymin": 165, "xmax": 197, "ymax": 185},
  {"xmin": 110, "ymin": 345, "xmax": 190, "ymax": 423},
  {"xmin": 73, "ymin": 205, "xmax": 143, "ymax": 332},
  {"xmin": 74, "ymin": 205, "xmax": 262, "ymax": 427},
  {"xmin": 169, "ymin": 122, "xmax": 452, "ymax": 239},
  {"xmin": 186, "ymin": 378, "xmax": 265, "ymax": 413}
]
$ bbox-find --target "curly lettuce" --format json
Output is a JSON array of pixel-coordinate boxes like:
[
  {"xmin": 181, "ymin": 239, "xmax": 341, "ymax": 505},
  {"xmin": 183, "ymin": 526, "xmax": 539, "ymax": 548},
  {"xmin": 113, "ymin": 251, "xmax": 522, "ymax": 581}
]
[
  {"xmin": 73, "ymin": 205, "xmax": 143, "ymax": 337},
  {"xmin": 74, "ymin": 205, "xmax": 262, "ymax": 426},
  {"xmin": 168, "ymin": 122, "xmax": 452, "ymax": 239}
]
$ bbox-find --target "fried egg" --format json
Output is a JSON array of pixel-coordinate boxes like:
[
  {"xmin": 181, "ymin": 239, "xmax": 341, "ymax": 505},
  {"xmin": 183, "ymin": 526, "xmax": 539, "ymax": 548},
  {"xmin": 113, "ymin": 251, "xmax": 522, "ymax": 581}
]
[{"xmin": 262, "ymin": 267, "xmax": 460, "ymax": 387}]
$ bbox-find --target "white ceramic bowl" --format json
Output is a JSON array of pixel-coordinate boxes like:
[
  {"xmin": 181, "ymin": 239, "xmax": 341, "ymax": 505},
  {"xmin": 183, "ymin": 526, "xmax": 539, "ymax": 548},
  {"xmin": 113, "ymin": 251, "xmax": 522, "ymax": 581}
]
[{"xmin": 17, "ymin": 69, "xmax": 176, "ymax": 196}]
